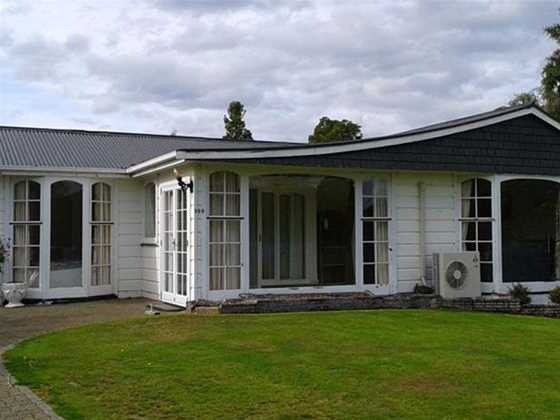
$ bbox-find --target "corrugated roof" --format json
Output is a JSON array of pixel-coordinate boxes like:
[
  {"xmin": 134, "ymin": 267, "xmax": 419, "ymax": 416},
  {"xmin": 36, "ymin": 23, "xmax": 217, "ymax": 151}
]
[{"xmin": 0, "ymin": 126, "xmax": 302, "ymax": 171}]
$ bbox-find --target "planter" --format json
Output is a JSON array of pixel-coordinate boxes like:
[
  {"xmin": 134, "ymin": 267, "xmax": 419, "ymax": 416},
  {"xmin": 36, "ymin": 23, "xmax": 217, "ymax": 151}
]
[{"xmin": 1, "ymin": 282, "xmax": 27, "ymax": 308}]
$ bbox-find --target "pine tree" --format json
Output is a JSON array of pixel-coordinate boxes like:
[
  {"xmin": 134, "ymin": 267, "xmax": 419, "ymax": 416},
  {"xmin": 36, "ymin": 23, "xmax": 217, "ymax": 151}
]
[{"xmin": 223, "ymin": 101, "xmax": 253, "ymax": 141}]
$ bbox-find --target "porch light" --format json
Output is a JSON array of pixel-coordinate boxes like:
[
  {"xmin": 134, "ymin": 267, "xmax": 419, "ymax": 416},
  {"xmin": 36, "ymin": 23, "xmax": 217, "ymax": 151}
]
[{"xmin": 173, "ymin": 169, "xmax": 193, "ymax": 193}]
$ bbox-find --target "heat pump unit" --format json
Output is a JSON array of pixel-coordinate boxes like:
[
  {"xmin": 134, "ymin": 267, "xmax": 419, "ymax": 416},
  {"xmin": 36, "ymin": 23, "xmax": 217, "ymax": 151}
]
[{"xmin": 432, "ymin": 252, "xmax": 481, "ymax": 299}]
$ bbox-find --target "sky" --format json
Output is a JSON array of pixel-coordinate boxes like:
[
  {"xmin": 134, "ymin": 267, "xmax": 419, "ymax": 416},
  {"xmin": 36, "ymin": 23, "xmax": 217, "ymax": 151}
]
[{"xmin": 0, "ymin": 0, "xmax": 558, "ymax": 142}]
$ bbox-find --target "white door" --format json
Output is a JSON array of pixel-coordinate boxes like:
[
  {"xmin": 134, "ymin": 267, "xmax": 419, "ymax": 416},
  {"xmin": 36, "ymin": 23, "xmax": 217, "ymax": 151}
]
[{"xmin": 160, "ymin": 187, "xmax": 191, "ymax": 306}]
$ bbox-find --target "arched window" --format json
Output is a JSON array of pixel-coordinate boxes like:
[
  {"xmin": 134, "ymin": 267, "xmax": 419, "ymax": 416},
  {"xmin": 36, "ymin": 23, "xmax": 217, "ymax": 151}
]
[
  {"xmin": 91, "ymin": 182, "xmax": 112, "ymax": 286},
  {"xmin": 208, "ymin": 171, "xmax": 241, "ymax": 291},
  {"xmin": 12, "ymin": 180, "xmax": 41, "ymax": 287},
  {"xmin": 460, "ymin": 178, "xmax": 493, "ymax": 282},
  {"xmin": 144, "ymin": 183, "xmax": 156, "ymax": 238}
]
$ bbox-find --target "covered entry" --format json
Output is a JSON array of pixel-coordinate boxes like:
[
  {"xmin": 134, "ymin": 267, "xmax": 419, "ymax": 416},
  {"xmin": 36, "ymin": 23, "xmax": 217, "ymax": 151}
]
[{"xmin": 501, "ymin": 179, "xmax": 560, "ymax": 283}]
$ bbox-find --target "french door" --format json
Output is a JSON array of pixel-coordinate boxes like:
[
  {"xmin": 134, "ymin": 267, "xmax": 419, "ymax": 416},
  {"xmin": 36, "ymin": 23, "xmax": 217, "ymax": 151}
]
[
  {"xmin": 160, "ymin": 187, "xmax": 191, "ymax": 306},
  {"xmin": 257, "ymin": 189, "xmax": 313, "ymax": 287}
]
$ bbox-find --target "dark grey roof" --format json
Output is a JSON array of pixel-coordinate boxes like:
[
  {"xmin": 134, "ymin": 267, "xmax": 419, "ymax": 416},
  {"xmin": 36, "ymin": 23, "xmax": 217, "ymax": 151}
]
[
  {"xmin": 0, "ymin": 104, "xmax": 544, "ymax": 172},
  {"xmin": 0, "ymin": 126, "xmax": 302, "ymax": 171},
  {"xmin": 385, "ymin": 103, "xmax": 533, "ymax": 137}
]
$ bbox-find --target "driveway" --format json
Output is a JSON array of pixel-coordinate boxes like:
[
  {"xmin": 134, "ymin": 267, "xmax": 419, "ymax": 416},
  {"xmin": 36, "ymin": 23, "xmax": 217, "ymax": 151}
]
[{"xmin": 0, "ymin": 298, "xmax": 173, "ymax": 419}]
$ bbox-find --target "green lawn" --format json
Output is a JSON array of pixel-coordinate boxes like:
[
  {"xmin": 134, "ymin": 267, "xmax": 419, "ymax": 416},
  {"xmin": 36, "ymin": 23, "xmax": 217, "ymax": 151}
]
[{"xmin": 4, "ymin": 310, "xmax": 560, "ymax": 420}]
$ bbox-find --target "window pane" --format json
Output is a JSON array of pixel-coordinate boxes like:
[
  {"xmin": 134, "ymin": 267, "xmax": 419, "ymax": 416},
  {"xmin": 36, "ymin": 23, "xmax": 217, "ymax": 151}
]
[
  {"xmin": 209, "ymin": 194, "xmax": 223, "ymax": 216},
  {"xmin": 479, "ymin": 243, "xmax": 492, "ymax": 262},
  {"xmin": 377, "ymin": 264, "xmax": 389, "ymax": 285},
  {"xmin": 478, "ymin": 222, "xmax": 492, "ymax": 241},
  {"xmin": 226, "ymin": 173, "xmax": 240, "ymax": 193},
  {"xmin": 210, "ymin": 172, "xmax": 224, "ymax": 192},
  {"xmin": 225, "ymin": 244, "xmax": 240, "ymax": 266},
  {"xmin": 376, "ymin": 242, "xmax": 389, "ymax": 263},
  {"xmin": 478, "ymin": 199, "xmax": 492, "ymax": 218},
  {"xmin": 226, "ymin": 220, "xmax": 240, "ymax": 242},
  {"xmin": 376, "ymin": 221, "xmax": 388, "ymax": 241},
  {"xmin": 481, "ymin": 263, "xmax": 493, "ymax": 283},
  {"xmin": 477, "ymin": 179, "xmax": 491, "ymax": 197},
  {"xmin": 29, "ymin": 247, "xmax": 40, "ymax": 266},
  {"xmin": 375, "ymin": 179, "xmax": 387, "ymax": 196},
  {"xmin": 27, "ymin": 268, "xmax": 39, "ymax": 288},
  {"xmin": 462, "ymin": 222, "xmax": 476, "ymax": 241},
  {"xmin": 29, "ymin": 225, "xmax": 40, "ymax": 245},
  {"xmin": 210, "ymin": 220, "xmax": 224, "ymax": 242},
  {"xmin": 362, "ymin": 180, "xmax": 373, "ymax": 196},
  {"xmin": 363, "ymin": 221, "xmax": 374, "ymax": 242},
  {"xmin": 375, "ymin": 198, "xmax": 388, "ymax": 217},
  {"xmin": 13, "ymin": 247, "xmax": 26, "ymax": 266},
  {"xmin": 14, "ymin": 181, "xmax": 26, "ymax": 200},
  {"xmin": 92, "ymin": 183, "xmax": 102, "ymax": 201},
  {"xmin": 209, "ymin": 244, "xmax": 224, "ymax": 266},
  {"xmin": 363, "ymin": 264, "xmax": 375, "ymax": 284},
  {"xmin": 209, "ymin": 267, "xmax": 224, "ymax": 290},
  {"xmin": 461, "ymin": 199, "xmax": 476, "ymax": 218},
  {"xmin": 225, "ymin": 194, "xmax": 240, "ymax": 216},
  {"xmin": 461, "ymin": 179, "xmax": 475, "ymax": 198},
  {"xmin": 14, "ymin": 202, "xmax": 26, "ymax": 221},
  {"xmin": 13, "ymin": 225, "xmax": 26, "ymax": 246},
  {"xmin": 29, "ymin": 182, "xmax": 41, "ymax": 200},
  {"xmin": 225, "ymin": 267, "xmax": 240, "ymax": 289},
  {"xmin": 363, "ymin": 243, "xmax": 375, "ymax": 263},
  {"xmin": 363, "ymin": 197, "xmax": 374, "ymax": 218},
  {"xmin": 28, "ymin": 202, "xmax": 40, "ymax": 221},
  {"xmin": 463, "ymin": 242, "xmax": 476, "ymax": 252}
]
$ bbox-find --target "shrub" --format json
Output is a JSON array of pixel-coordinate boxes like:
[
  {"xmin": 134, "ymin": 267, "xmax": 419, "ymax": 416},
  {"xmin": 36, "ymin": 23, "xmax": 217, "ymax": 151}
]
[
  {"xmin": 414, "ymin": 284, "xmax": 434, "ymax": 295},
  {"xmin": 549, "ymin": 287, "xmax": 560, "ymax": 305},
  {"xmin": 509, "ymin": 283, "xmax": 531, "ymax": 305}
]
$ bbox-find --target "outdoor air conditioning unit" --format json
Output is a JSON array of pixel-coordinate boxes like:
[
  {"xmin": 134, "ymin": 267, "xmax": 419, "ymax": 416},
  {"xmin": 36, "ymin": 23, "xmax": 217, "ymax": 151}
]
[{"xmin": 432, "ymin": 252, "xmax": 481, "ymax": 299}]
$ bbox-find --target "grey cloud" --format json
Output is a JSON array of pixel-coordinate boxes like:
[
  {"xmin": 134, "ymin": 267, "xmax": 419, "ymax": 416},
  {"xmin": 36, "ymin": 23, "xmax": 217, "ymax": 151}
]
[{"xmin": 0, "ymin": 0, "xmax": 558, "ymax": 140}]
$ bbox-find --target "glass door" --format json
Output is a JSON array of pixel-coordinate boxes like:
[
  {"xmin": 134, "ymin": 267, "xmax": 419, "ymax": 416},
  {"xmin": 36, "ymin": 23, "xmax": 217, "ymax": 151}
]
[
  {"xmin": 258, "ymin": 190, "xmax": 307, "ymax": 287},
  {"xmin": 49, "ymin": 181, "xmax": 84, "ymax": 296},
  {"xmin": 160, "ymin": 187, "xmax": 191, "ymax": 306}
]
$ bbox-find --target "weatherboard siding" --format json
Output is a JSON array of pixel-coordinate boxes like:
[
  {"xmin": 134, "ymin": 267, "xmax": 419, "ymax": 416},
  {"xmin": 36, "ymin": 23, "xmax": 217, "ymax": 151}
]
[
  {"xmin": 116, "ymin": 179, "xmax": 144, "ymax": 298},
  {"xmin": 394, "ymin": 173, "xmax": 458, "ymax": 292}
]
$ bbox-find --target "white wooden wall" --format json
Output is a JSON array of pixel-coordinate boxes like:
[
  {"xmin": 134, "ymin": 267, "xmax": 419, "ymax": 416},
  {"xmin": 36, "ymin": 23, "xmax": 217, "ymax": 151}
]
[
  {"xmin": 393, "ymin": 173, "xmax": 458, "ymax": 292},
  {"xmin": 115, "ymin": 179, "xmax": 145, "ymax": 298}
]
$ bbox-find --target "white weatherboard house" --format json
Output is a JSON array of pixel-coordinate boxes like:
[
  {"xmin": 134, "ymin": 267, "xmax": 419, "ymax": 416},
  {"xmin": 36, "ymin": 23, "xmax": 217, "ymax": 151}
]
[{"xmin": 0, "ymin": 103, "xmax": 559, "ymax": 306}]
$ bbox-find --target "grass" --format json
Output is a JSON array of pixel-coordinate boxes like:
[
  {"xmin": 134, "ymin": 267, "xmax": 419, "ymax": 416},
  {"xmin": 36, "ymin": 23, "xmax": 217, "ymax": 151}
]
[{"xmin": 4, "ymin": 310, "xmax": 560, "ymax": 419}]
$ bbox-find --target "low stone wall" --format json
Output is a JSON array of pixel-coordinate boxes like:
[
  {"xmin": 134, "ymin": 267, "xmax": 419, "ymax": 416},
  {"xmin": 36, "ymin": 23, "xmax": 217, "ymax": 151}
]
[
  {"xmin": 440, "ymin": 298, "xmax": 521, "ymax": 313},
  {"xmin": 220, "ymin": 292, "xmax": 439, "ymax": 314},
  {"xmin": 218, "ymin": 293, "xmax": 560, "ymax": 318}
]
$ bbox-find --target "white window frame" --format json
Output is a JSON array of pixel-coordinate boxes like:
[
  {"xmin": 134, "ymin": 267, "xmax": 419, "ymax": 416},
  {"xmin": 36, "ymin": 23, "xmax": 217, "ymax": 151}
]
[
  {"xmin": 357, "ymin": 175, "xmax": 394, "ymax": 294},
  {"xmin": 11, "ymin": 179, "xmax": 42, "ymax": 291},
  {"xmin": 458, "ymin": 177, "xmax": 494, "ymax": 287},
  {"xmin": 90, "ymin": 182, "xmax": 113, "ymax": 289},
  {"xmin": 207, "ymin": 171, "xmax": 242, "ymax": 292}
]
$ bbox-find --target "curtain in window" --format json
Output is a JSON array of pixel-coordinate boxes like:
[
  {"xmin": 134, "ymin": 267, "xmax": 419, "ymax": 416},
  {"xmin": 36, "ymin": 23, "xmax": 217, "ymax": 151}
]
[
  {"xmin": 12, "ymin": 180, "xmax": 41, "ymax": 288},
  {"xmin": 362, "ymin": 179, "xmax": 390, "ymax": 286},
  {"xmin": 91, "ymin": 183, "xmax": 111, "ymax": 286},
  {"xmin": 209, "ymin": 172, "xmax": 241, "ymax": 290}
]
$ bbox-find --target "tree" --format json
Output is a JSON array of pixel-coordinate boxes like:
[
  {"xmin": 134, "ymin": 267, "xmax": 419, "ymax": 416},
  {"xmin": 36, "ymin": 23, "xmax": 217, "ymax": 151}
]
[
  {"xmin": 542, "ymin": 18, "xmax": 560, "ymax": 120},
  {"xmin": 508, "ymin": 91, "xmax": 542, "ymax": 107},
  {"xmin": 308, "ymin": 117, "xmax": 363, "ymax": 144},
  {"xmin": 223, "ymin": 101, "xmax": 253, "ymax": 141}
]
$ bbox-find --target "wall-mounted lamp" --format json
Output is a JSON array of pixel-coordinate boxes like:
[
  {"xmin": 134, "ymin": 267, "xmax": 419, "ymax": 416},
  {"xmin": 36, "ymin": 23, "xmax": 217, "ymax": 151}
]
[{"xmin": 173, "ymin": 169, "xmax": 194, "ymax": 193}]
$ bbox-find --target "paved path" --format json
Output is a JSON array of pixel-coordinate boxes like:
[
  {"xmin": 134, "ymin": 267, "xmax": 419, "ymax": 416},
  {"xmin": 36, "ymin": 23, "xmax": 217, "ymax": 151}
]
[{"xmin": 0, "ymin": 298, "xmax": 165, "ymax": 419}]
